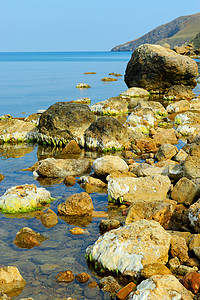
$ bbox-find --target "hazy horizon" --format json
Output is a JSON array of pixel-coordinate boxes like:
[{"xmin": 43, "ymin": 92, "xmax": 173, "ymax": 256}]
[{"xmin": 1, "ymin": 0, "xmax": 200, "ymax": 52}]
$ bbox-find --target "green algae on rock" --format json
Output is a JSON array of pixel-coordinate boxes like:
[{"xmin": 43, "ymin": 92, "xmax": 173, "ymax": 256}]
[{"xmin": 0, "ymin": 184, "xmax": 54, "ymax": 214}]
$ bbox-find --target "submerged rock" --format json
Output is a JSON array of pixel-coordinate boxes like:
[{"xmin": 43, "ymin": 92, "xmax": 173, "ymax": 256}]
[
  {"xmin": 0, "ymin": 184, "xmax": 53, "ymax": 213},
  {"xmin": 128, "ymin": 274, "xmax": 193, "ymax": 299},
  {"xmin": 107, "ymin": 174, "xmax": 171, "ymax": 204},
  {"xmin": 33, "ymin": 157, "xmax": 91, "ymax": 178},
  {"xmin": 0, "ymin": 266, "xmax": 26, "ymax": 294},
  {"xmin": 125, "ymin": 44, "xmax": 198, "ymax": 93},
  {"xmin": 37, "ymin": 102, "xmax": 95, "ymax": 146},
  {"xmin": 86, "ymin": 220, "xmax": 171, "ymax": 274},
  {"xmin": 35, "ymin": 208, "xmax": 58, "ymax": 228},
  {"xmin": 14, "ymin": 227, "xmax": 46, "ymax": 249}
]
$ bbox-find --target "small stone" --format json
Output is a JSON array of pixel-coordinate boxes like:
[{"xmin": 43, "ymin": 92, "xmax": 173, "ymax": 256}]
[
  {"xmin": 35, "ymin": 209, "xmax": 58, "ymax": 228},
  {"xmin": 88, "ymin": 280, "xmax": 98, "ymax": 288},
  {"xmin": 62, "ymin": 140, "xmax": 82, "ymax": 154},
  {"xmin": 101, "ymin": 77, "xmax": 117, "ymax": 82},
  {"xmin": 0, "ymin": 266, "xmax": 26, "ymax": 294},
  {"xmin": 56, "ymin": 270, "xmax": 75, "ymax": 283},
  {"xmin": 116, "ymin": 282, "xmax": 136, "ymax": 300},
  {"xmin": 99, "ymin": 276, "xmax": 121, "ymax": 293},
  {"xmin": 69, "ymin": 227, "xmax": 86, "ymax": 235},
  {"xmin": 168, "ymin": 257, "xmax": 180, "ymax": 273},
  {"xmin": 76, "ymin": 83, "xmax": 91, "ymax": 88},
  {"xmin": 180, "ymin": 272, "xmax": 200, "ymax": 294},
  {"xmin": 75, "ymin": 272, "xmax": 91, "ymax": 283},
  {"xmin": 99, "ymin": 219, "xmax": 121, "ymax": 234},
  {"xmin": 176, "ymin": 265, "xmax": 198, "ymax": 276},
  {"xmin": 63, "ymin": 176, "xmax": 76, "ymax": 187}
]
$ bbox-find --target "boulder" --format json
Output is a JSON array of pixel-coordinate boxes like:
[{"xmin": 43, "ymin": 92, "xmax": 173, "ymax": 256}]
[
  {"xmin": 35, "ymin": 209, "xmax": 58, "ymax": 228},
  {"xmin": 166, "ymin": 100, "xmax": 191, "ymax": 114},
  {"xmin": 107, "ymin": 175, "xmax": 171, "ymax": 204},
  {"xmin": 90, "ymin": 96, "xmax": 128, "ymax": 115},
  {"xmin": 0, "ymin": 266, "xmax": 26, "ymax": 294},
  {"xmin": 92, "ymin": 155, "xmax": 128, "ymax": 177},
  {"xmin": 84, "ymin": 116, "xmax": 135, "ymax": 151},
  {"xmin": 136, "ymin": 138, "xmax": 157, "ymax": 153},
  {"xmin": 127, "ymin": 275, "xmax": 193, "ymax": 299},
  {"xmin": 61, "ymin": 140, "xmax": 82, "ymax": 154},
  {"xmin": 125, "ymin": 44, "xmax": 198, "ymax": 93},
  {"xmin": 33, "ymin": 157, "xmax": 91, "ymax": 178},
  {"xmin": 0, "ymin": 184, "xmax": 53, "ymax": 213},
  {"xmin": 152, "ymin": 128, "xmax": 178, "ymax": 146},
  {"xmin": 56, "ymin": 270, "xmax": 75, "ymax": 283},
  {"xmin": 86, "ymin": 220, "xmax": 171, "ymax": 274},
  {"xmin": 37, "ymin": 102, "xmax": 95, "ymax": 146},
  {"xmin": 0, "ymin": 118, "xmax": 37, "ymax": 143},
  {"xmin": 13, "ymin": 227, "xmax": 46, "ymax": 249},
  {"xmin": 173, "ymin": 149, "xmax": 188, "ymax": 162},
  {"xmin": 120, "ymin": 87, "xmax": 150, "ymax": 98},
  {"xmin": 183, "ymin": 151, "xmax": 200, "ymax": 180},
  {"xmin": 156, "ymin": 144, "xmax": 178, "ymax": 161},
  {"xmin": 57, "ymin": 192, "xmax": 94, "ymax": 216},
  {"xmin": 171, "ymin": 177, "xmax": 199, "ymax": 205},
  {"xmin": 75, "ymin": 272, "xmax": 91, "ymax": 283},
  {"xmin": 125, "ymin": 199, "xmax": 177, "ymax": 227}
]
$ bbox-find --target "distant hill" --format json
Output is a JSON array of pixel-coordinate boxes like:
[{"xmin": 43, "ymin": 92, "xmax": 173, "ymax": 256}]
[{"xmin": 111, "ymin": 13, "xmax": 200, "ymax": 52}]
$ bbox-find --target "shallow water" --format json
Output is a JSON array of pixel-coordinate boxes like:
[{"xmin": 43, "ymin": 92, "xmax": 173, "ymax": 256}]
[{"xmin": 0, "ymin": 53, "xmax": 200, "ymax": 299}]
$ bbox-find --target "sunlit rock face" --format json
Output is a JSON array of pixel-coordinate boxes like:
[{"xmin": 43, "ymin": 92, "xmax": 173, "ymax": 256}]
[
  {"xmin": 0, "ymin": 184, "xmax": 53, "ymax": 213},
  {"xmin": 86, "ymin": 219, "xmax": 171, "ymax": 274},
  {"xmin": 0, "ymin": 266, "xmax": 26, "ymax": 294}
]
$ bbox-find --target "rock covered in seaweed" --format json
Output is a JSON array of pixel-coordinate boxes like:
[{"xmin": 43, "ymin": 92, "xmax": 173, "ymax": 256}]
[
  {"xmin": 90, "ymin": 96, "xmax": 128, "ymax": 115},
  {"xmin": 86, "ymin": 220, "xmax": 171, "ymax": 274},
  {"xmin": 37, "ymin": 102, "xmax": 95, "ymax": 146},
  {"xmin": 0, "ymin": 184, "xmax": 53, "ymax": 213}
]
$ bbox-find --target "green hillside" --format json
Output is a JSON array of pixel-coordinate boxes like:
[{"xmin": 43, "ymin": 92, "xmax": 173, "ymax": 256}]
[{"xmin": 111, "ymin": 13, "xmax": 200, "ymax": 52}]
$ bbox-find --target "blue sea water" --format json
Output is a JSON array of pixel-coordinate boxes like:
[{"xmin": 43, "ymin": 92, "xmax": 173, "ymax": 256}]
[{"xmin": 0, "ymin": 51, "xmax": 132, "ymax": 118}]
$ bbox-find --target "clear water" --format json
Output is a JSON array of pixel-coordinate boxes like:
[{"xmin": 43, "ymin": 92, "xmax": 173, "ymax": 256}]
[{"xmin": 0, "ymin": 53, "xmax": 199, "ymax": 299}]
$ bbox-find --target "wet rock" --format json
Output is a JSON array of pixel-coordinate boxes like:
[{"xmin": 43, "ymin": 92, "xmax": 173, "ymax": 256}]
[
  {"xmin": 57, "ymin": 192, "xmax": 94, "ymax": 216},
  {"xmin": 70, "ymin": 97, "xmax": 91, "ymax": 104},
  {"xmin": 0, "ymin": 118, "xmax": 37, "ymax": 143},
  {"xmin": 120, "ymin": 87, "xmax": 150, "ymax": 98},
  {"xmin": 101, "ymin": 77, "xmax": 117, "ymax": 82},
  {"xmin": 166, "ymin": 99, "xmax": 191, "ymax": 113},
  {"xmin": 0, "ymin": 174, "xmax": 4, "ymax": 182},
  {"xmin": 141, "ymin": 263, "xmax": 172, "ymax": 278},
  {"xmin": 164, "ymin": 85, "xmax": 195, "ymax": 101},
  {"xmin": 125, "ymin": 44, "xmax": 198, "ymax": 93},
  {"xmin": 116, "ymin": 282, "xmax": 137, "ymax": 300},
  {"xmin": 14, "ymin": 227, "xmax": 46, "ymax": 249},
  {"xmin": 86, "ymin": 220, "xmax": 171, "ymax": 274},
  {"xmin": 62, "ymin": 140, "xmax": 82, "ymax": 154},
  {"xmin": 92, "ymin": 155, "xmax": 128, "ymax": 178},
  {"xmin": 127, "ymin": 275, "xmax": 193, "ymax": 299},
  {"xmin": 180, "ymin": 272, "xmax": 200, "ymax": 294},
  {"xmin": 170, "ymin": 235, "xmax": 189, "ymax": 263},
  {"xmin": 35, "ymin": 209, "xmax": 58, "ymax": 228},
  {"xmin": 63, "ymin": 176, "xmax": 76, "ymax": 187},
  {"xmin": 107, "ymin": 174, "xmax": 171, "ymax": 204},
  {"xmin": 56, "ymin": 270, "xmax": 75, "ymax": 283},
  {"xmin": 99, "ymin": 219, "xmax": 121, "ymax": 234},
  {"xmin": 125, "ymin": 199, "xmax": 176, "ymax": 227},
  {"xmin": 90, "ymin": 96, "xmax": 128, "ymax": 115},
  {"xmin": 78, "ymin": 175, "xmax": 107, "ymax": 190},
  {"xmin": 0, "ymin": 266, "xmax": 26, "ymax": 294},
  {"xmin": 76, "ymin": 83, "xmax": 91, "ymax": 88},
  {"xmin": 0, "ymin": 184, "xmax": 53, "ymax": 213},
  {"xmin": 33, "ymin": 157, "xmax": 91, "ymax": 178},
  {"xmin": 171, "ymin": 177, "xmax": 199, "ymax": 205},
  {"xmin": 156, "ymin": 144, "xmax": 178, "ymax": 161},
  {"xmin": 75, "ymin": 272, "xmax": 91, "ymax": 283},
  {"xmin": 99, "ymin": 276, "xmax": 121, "ymax": 293},
  {"xmin": 84, "ymin": 116, "xmax": 135, "ymax": 151},
  {"xmin": 38, "ymin": 102, "xmax": 95, "ymax": 146},
  {"xmin": 69, "ymin": 227, "xmax": 87, "ymax": 235}
]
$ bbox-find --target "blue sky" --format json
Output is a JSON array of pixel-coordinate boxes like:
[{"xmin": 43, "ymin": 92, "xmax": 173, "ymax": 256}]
[{"xmin": 1, "ymin": 0, "xmax": 200, "ymax": 51}]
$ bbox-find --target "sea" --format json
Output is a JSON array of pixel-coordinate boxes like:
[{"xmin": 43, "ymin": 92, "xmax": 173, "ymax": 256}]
[{"xmin": 0, "ymin": 52, "xmax": 199, "ymax": 300}]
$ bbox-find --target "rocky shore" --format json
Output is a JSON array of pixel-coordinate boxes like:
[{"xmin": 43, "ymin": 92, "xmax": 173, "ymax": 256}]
[{"xmin": 0, "ymin": 44, "xmax": 200, "ymax": 299}]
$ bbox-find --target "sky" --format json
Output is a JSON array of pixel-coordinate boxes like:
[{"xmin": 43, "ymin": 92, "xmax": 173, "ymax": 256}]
[{"xmin": 0, "ymin": 0, "xmax": 200, "ymax": 52}]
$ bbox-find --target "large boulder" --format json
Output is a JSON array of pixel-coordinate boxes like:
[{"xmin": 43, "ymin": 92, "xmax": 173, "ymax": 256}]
[
  {"xmin": 0, "ymin": 266, "xmax": 26, "ymax": 294},
  {"xmin": 84, "ymin": 116, "xmax": 135, "ymax": 151},
  {"xmin": 0, "ymin": 184, "xmax": 53, "ymax": 213},
  {"xmin": 125, "ymin": 44, "xmax": 198, "ymax": 93},
  {"xmin": 86, "ymin": 220, "xmax": 171, "ymax": 274},
  {"xmin": 37, "ymin": 102, "xmax": 95, "ymax": 146},
  {"xmin": 33, "ymin": 157, "xmax": 91, "ymax": 178},
  {"xmin": 127, "ymin": 275, "xmax": 193, "ymax": 299},
  {"xmin": 107, "ymin": 175, "xmax": 171, "ymax": 204}
]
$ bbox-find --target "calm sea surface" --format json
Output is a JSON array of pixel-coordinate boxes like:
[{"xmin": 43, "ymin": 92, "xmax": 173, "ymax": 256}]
[
  {"xmin": 0, "ymin": 51, "xmax": 133, "ymax": 118},
  {"xmin": 0, "ymin": 53, "xmax": 199, "ymax": 299}
]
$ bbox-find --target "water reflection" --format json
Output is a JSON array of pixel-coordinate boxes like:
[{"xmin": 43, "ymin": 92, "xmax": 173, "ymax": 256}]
[{"xmin": 0, "ymin": 143, "xmax": 34, "ymax": 159}]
